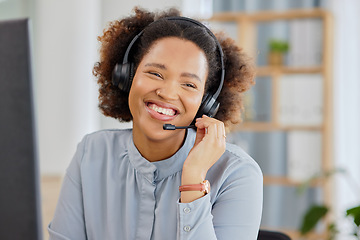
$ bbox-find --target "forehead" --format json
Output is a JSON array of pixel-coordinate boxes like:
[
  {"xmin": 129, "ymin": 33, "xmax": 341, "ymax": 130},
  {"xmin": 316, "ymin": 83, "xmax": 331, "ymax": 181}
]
[
  {"xmin": 145, "ymin": 36, "xmax": 204, "ymax": 56},
  {"xmin": 139, "ymin": 37, "xmax": 208, "ymax": 79},
  {"xmin": 141, "ymin": 37, "xmax": 206, "ymax": 63}
]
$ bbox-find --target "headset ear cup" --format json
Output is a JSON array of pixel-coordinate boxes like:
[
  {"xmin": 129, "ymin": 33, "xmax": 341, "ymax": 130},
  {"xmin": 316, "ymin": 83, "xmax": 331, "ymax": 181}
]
[
  {"xmin": 112, "ymin": 63, "xmax": 122, "ymax": 88},
  {"xmin": 127, "ymin": 63, "xmax": 134, "ymax": 91},
  {"xmin": 111, "ymin": 63, "xmax": 134, "ymax": 92},
  {"xmin": 195, "ymin": 94, "xmax": 220, "ymax": 119},
  {"xmin": 208, "ymin": 101, "xmax": 220, "ymax": 117}
]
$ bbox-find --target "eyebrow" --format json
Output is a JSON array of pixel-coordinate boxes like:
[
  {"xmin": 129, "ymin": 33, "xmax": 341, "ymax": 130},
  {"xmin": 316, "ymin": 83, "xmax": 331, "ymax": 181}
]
[
  {"xmin": 144, "ymin": 63, "xmax": 166, "ymax": 70},
  {"xmin": 180, "ymin": 72, "xmax": 201, "ymax": 82},
  {"xmin": 144, "ymin": 62, "xmax": 202, "ymax": 82}
]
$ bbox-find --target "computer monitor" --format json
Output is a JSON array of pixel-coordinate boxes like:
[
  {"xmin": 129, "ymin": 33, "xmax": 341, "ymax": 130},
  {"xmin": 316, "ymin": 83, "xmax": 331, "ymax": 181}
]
[{"xmin": 0, "ymin": 18, "xmax": 43, "ymax": 240}]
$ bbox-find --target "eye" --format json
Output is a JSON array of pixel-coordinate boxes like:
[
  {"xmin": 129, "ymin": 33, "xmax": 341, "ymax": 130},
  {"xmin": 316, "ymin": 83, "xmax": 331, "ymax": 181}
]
[
  {"xmin": 183, "ymin": 83, "xmax": 197, "ymax": 89},
  {"xmin": 148, "ymin": 72, "xmax": 163, "ymax": 79}
]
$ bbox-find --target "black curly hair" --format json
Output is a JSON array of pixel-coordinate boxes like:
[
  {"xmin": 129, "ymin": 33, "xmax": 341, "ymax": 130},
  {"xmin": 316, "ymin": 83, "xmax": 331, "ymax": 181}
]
[{"xmin": 93, "ymin": 7, "xmax": 255, "ymax": 127}]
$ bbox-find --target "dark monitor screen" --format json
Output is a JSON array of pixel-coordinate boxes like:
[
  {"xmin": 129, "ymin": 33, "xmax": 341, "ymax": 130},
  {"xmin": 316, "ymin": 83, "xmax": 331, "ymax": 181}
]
[{"xmin": 0, "ymin": 19, "xmax": 42, "ymax": 240}]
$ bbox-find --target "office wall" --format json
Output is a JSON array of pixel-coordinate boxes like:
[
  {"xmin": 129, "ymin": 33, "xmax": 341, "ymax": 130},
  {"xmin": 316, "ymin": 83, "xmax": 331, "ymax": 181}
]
[
  {"xmin": 34, "ymin": 0, "xmax": 101, "ymax": 174},
  {"xmin": 0, "ymin": 0, "xmax": 33, "ymax": 20},
  {"xmin": 330, "ymin": 0, "xmax": 360, "ymax": 236}
]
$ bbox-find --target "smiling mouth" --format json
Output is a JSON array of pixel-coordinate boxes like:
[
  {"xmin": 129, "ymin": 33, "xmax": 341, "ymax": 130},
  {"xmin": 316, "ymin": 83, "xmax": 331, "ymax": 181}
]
[{"xmin": 147, "ymin": 103, "xmax": 177, "ymax": 116}]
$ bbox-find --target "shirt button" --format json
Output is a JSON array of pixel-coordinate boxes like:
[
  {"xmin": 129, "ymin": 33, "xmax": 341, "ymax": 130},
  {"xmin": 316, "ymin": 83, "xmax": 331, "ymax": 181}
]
[
  {"xmin": 184, "ymin": 225, "xmax": 191, "ymax": 232},
  {"xmin": 183, "ymin": 207, "xmax": 191, "ymax": 213}
]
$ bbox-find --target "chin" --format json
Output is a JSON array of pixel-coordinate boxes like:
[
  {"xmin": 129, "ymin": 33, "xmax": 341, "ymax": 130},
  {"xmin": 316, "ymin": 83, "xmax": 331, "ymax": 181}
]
[
  {"xmin": 135, "ymin": 119, "xmax": 185, "ymax": 141},
  {"xmin": 148, "ymin": 126, "xmax": 184, "ymax": 142}
]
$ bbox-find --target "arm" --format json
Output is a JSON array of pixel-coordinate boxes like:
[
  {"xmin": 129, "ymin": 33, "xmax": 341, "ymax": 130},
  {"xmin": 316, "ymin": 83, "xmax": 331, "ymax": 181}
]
[
  {"xmin": 178, "ymin": 155, "xmax": 263, "ymax": 240},
  {"xmin": 178, "ymin": 116, "xmax": 263, "ymax": 239},
  {"xmin": 48, "ymin": 138, "xmax": 87, "ymax": 240},
  {"xmin": 180, "ymin": 115, "xmax": 226, "ymax": 203},
  {"xmin": 211, "ymin": 160, "xmax": 263, "ymax": 239}
]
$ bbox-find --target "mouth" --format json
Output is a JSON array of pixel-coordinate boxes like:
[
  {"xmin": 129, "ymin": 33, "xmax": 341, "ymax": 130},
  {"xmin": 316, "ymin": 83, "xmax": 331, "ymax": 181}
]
[{"xmin": 147, "ymin": 102, "xmax": 178, "ymax": 116}]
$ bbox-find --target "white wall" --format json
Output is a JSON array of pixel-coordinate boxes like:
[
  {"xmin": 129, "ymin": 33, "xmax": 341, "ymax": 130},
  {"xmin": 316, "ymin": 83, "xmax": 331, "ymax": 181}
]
[
  {"xmin": 34, "ymin": 0, "xmax": 101, "ymax": 174},
  {"xmin": 101, "ymin": 0, "xmax": 182, "ymax": 26},
  {"xmin": 329, "ymin": 0, "xmax": 360, "ymax": 238}
]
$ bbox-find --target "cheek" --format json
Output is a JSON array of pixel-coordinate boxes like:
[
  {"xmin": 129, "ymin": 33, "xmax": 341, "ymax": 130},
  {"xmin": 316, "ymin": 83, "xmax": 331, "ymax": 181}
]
[
  {"xmin": 185, "ymin": 93, "xmax": 204, "ymax": 113},
  {"xmin": 128, "ymin": 77, "xmax": 145, "ymax": 113},
  {"xmin": 129, "ymin": 75, "xmax": 149, "ymax": 98},
  {"xmin": 127, "ymin": 90, "xmax": 135, "ymax": 117}
]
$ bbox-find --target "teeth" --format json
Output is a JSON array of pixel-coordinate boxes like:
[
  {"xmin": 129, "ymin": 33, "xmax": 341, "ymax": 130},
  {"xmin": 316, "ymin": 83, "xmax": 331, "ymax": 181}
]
[{"xmin": 149, "ymin": 104, "xmax": 176, "ymax": 116}]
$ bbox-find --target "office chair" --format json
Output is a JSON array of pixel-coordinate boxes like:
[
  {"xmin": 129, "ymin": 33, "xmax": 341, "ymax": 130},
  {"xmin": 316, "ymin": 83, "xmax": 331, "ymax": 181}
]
[{"xmin": 257, "ymin": 230, "xmax": 291, "ymax": 240}]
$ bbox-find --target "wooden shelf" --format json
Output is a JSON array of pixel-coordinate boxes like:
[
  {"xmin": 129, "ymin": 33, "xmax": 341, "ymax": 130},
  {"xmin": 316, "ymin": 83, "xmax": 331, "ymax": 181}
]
[
  {"xmin": 256, "ymin": 66, "xmax": 323, "ymax": 76},
  {"xmin": 263, "ymin": 176, "xmax": 323, "ymax": 187},
  {"xmin": 209, "ymin": 9, "xmax": 333, "ymax": 240},
  {"xmin": 210, "ymin": 8, "xmax": 328, "ymax": 22},
  {"xmin": 229, "ymin": 122, "xmax": 323, "ymax": 132}
]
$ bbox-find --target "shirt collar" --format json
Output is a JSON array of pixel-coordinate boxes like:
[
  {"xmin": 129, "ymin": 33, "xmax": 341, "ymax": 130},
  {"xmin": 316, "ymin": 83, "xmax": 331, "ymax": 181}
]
[{"xmin": 127, "ymin": 129, "xmax": 196, "ymax": 183}]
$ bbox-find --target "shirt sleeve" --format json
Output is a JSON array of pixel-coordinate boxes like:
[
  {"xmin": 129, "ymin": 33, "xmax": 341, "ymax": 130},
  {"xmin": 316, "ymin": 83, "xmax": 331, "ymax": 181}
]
[
  {"xmin": 177, "ymin": 159, "xmax": 263, "ymax": 240},
  {"xmin": 177, "ymin": 194, "xmax": 217, "ymax": 239},
  {"xmin": 48, "ymin": 137, "xmax": 87, "ymax": 240}
]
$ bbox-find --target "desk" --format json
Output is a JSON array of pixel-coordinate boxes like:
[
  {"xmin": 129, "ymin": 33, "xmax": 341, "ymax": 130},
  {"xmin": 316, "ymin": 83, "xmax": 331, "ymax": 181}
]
[{"xmin": 41, "ymin": 176, "xmax": 62, "ymax": 239}]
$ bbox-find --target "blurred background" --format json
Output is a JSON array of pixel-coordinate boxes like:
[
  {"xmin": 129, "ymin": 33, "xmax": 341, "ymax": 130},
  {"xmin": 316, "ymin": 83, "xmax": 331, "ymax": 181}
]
[{"xmin": 1, "ymin": 0, "xmax": 359, "ymax": 239}]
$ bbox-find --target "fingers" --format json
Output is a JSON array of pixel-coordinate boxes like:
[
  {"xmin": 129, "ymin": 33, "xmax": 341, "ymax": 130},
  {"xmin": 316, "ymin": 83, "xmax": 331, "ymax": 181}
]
[
  {"xmin": 195, "ymin": 115, "xmax": 226, "ymax": 142},
  {"xmin": 184, "ymin": 115, "xmax": 226, "ymax": 176}
]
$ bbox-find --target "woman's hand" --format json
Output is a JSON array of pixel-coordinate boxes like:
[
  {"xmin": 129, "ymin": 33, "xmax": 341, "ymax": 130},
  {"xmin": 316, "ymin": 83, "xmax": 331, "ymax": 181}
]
[{"xmin": 180, "ymin": 115, "xmax": 226, "ymax": 203}]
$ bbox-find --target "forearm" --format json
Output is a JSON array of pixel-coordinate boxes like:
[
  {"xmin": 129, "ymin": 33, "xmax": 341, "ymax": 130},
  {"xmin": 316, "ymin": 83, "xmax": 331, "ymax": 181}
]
[
  {"xmin": 180, "ymin": 166, "xmax": 207, "ymax": 203},
  {"xmin": 180, "ymin": 116, "xmax": 226, "ymax": 203}
]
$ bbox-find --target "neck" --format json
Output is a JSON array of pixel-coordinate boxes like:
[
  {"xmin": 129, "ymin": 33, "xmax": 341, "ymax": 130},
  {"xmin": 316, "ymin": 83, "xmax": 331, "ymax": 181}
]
[{"xmin": 132, "ymin": 128, "xmax": 187, "ymax": 162}]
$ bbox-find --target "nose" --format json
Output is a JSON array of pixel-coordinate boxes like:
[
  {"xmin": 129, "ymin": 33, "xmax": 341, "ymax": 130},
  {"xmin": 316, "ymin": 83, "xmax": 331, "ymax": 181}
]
[{"xmin": 155, "ymin": 81, "xmax": 179, "ymax": 100}]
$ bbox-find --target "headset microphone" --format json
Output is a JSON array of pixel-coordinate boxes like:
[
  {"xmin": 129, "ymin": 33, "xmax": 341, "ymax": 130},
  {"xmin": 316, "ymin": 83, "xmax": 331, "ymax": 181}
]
[{"xmin": 163, "ymin": 124, "xmax": 196, "ymax": 130}]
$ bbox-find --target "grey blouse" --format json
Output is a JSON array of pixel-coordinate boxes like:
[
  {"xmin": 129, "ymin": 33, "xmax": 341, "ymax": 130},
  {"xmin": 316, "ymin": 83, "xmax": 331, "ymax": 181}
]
[{"xmin": 48, "ymin": 129, "xmax": 263, "ymax": 240}]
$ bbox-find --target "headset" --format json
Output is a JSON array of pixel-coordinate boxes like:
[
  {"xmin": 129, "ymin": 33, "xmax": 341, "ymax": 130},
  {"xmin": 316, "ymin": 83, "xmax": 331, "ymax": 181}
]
[{"xmin": 112, "ymin": 16, "xmax": 225, "ymax": 119}]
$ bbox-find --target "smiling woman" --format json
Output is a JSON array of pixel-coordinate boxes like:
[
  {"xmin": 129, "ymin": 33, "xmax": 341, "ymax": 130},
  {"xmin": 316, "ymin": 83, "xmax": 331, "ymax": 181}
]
[
  {"xmin": 129, "ymin": 37, "xmax": 207, "ymax": 159},
  {"xmin": 48, "ymin": 7, "xmax": 262, "ymax": 240}
]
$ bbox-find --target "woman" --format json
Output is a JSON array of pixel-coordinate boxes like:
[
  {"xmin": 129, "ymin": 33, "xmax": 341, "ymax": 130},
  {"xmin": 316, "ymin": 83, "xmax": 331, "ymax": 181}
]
[{"xmin": 48, "ymin": 7, "xmax": 262, "ymax": 240}]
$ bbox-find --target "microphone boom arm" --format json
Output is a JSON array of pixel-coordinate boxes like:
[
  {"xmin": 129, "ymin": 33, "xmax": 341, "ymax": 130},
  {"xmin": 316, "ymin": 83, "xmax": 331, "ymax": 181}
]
[{"xmin": 163, "ymin": 124, "xmax": 196, "ymax": 130}]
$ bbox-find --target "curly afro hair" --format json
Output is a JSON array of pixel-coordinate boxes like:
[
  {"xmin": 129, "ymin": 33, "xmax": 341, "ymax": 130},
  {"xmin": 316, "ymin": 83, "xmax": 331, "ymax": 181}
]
[{"xmin": 93, "ymin": 7, "xmax": 255, "ymax": 127}]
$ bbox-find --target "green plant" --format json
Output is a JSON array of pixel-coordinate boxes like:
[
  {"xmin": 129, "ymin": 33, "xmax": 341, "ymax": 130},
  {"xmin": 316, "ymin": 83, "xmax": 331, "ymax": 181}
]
[
  {"xmin": 268, "ymin": 39, "xmax": 289, "ymax": 53},
  {"xmin": 298, "ymin": 169, "xmax": 360, "ymax": 239}
]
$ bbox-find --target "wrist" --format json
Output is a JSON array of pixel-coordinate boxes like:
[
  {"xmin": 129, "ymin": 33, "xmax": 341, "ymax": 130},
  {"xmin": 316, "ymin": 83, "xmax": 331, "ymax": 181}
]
[
  {"xmin": 181, "ymin": 166, "xmax": 207, "ymax": 185},
  {"xmin": 179, "ymin": 180, "xmax": 210, "ymax": 203},
  {"xmin": 179, "ymin": 180, "xmax": 210, "ymax": 194}
]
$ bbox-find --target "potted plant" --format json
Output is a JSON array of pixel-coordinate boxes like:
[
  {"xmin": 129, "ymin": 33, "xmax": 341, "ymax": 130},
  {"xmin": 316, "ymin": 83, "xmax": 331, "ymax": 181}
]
[
  {"xmin": 268, "ymin": 39, "xmax": 289, "ymax": 66},
  {"xmin": 298, "ymin": 169, "xmax": 360, "ymax": 239}
]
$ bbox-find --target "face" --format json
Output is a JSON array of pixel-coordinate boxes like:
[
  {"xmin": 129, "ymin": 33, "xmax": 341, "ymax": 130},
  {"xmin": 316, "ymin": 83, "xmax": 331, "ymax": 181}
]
[{"xmin": 128, "ymin": 37, "xmax": 208, "ymax": 142}]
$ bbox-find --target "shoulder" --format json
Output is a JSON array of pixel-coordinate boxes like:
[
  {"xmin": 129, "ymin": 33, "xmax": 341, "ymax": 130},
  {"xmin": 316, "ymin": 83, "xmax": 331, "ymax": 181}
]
[
  {"xmin": 69, "ymin": 128, "xmax": 132, "ymax": 166},
  {"xmin": 207, "ymin": 142, "xmax": 263, "ymax": 206},
  {"xmin": 207, "ymin": 142, "xmax": 262, "ymax": 185},
  {"xmin": 80, "ymin": 128, "xmax": 132, "ymax": 149},
  {"xmin": 66, "ymin": 129, "xmax": 133, "ymax": 181},
  {"xmin": 83, "ymin": 128, "xmax": 132, "ymax": 141},
  {"xmin": 224, "ymin": 142, "xmax": 262, "ymax": 176}
]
